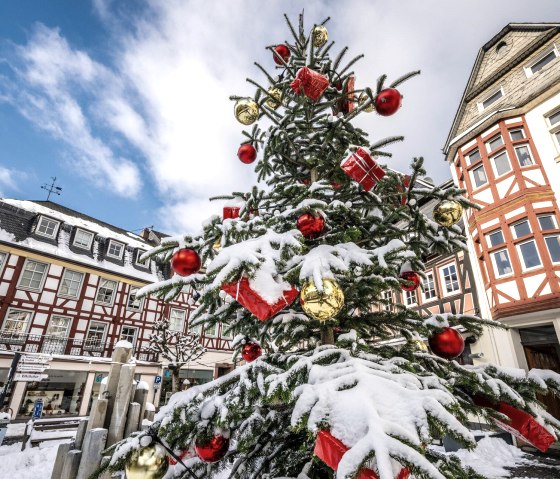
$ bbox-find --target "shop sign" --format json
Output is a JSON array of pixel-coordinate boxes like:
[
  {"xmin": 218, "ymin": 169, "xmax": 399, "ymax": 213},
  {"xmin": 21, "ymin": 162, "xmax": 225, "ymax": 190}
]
[{"xmin": 14, "ymin": 372, "xmax": 49, "ymax": 382}]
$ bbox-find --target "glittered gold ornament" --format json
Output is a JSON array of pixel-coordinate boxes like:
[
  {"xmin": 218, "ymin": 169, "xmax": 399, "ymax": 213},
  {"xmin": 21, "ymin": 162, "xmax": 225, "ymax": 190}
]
[
  {"xmin": 213, "ymin": 239, "xmax": 222, "ymax": 251},
  {"xmin": 300, "ymin": 278, "xmax": 344, "ymax": 322},
  {"xmin": 234, "ymin": 98, "xmax": 259, "ymax": 125},
  {"xmin": 413, "ymin": 340, "xmax": 428, "ymax": 352},
  {"xmin": 312, "ymin": 25, "xmax": 329, "ymax": 48},
  {"xmin": 358, "ymin": 91, "xmax": 375, "ymax": 112},
  {"xmin": 433, "ymin": 200, "xmax": 463, "ymax": 227},
  {"xmin": 125, "ymin": 444, "xmax": 169, "ymax": 479},
  {"xmin": 265, "ymin": 87, "xmax": 283, "ymax": 109}
]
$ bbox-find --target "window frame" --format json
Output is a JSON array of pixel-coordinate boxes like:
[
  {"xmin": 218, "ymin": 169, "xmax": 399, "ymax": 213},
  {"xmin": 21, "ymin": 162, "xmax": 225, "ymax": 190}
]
[
  {"xmin": 439, "ymin": 263, "xmax": 461, "ymax": 296},
  {"xmin": 490, "ymin": 150, "xmax": 512, "ymax": 178},
  {"xmin": 17, "ymin": 258, "xmax": 49, "ymax": 292},
  {"xmin": 58, "ymin": 269, "xmax": 85, "ymax": 299},
  {"xmin": 35, "ymin": 215, "xmax": 61, "ymax": 239},
  {"xmin": 486, "ymin": 134, "xmax": 504, "ymax": 153},
  {"xmin": 422, "ymin": 271, "xmax": 437, "ymax": 301},
  {"xmin": 516, "ymin": 239, "xmax": 543, "ymax": 271},
  {"xmin": 85, "ymin": 321, "xmax": 108, "ymax": 348},
  {"xmin": 486, "ymin": 229, "xmax": 505, "ymax": 248},
  {"xmin": 95, "ymin": 278, "xmax": 118, "ymax": 305},
  {"xmin": 405, "ymin": 289, "xmax": 417, "ymax": 306},
  {"xmin": 489, "ymin": 247, "xmax": 513, "ymax": 278},
  {"xmin": 0, "ymin": 251, "xmax": 7, "ymax": 275},
  {"xmin": 509, "ymin": 129, "xmax": 525, "ymax": 141},
  {"xmin": 135, "ymin": 250, "xmax": 150, "ymax": 268},
  {"xmin": 514, "ymin": 144, "xmax": 534, "ymax": 167},
  {"xmin": 544, "ymin": 235, "xmax": 560, "ymax": 263},
  {"xmin": 120, "ymin": 325, "xmax": 138, "ymax": 346},
  {"xmin": 478, "ymin": 87, "xmax": 504, "ymax": 111},
  {"xmin": 381, "ymin": 290, "xmax": 393, "ymax": 311},
  {"xmin": 524, "ymin": 44, "xmax": 559, "ymax": 77},
  {"xmin": 1, "ymin": 308, "xmax": 33, "ymax": 336},
  {"xmin": 169, "ymin": 308, "xmax": 186, "ymax": 332},
  {"xmin": 538, "ymin": 214, "xmax": 558, "ymax": 231},
  {"xmin": 73, "ymin": 228, "xmax": 95, "ymax": 250},
  {"xmin": 470, "ymin": 164, "xmax": 488, "ymax": 188},
  {"xmin": 511, "ymin": 219, "xmax": 532, "ymax": 239},
  {"xmin": 127, "ymin": 286, "xmax": 144, "ymax": 312},
  {"xmin": 106, "ymin": 239, "xmax": 125, "ymax": 260},
  {"xmin": 546, "ymin": 108, "xmax": 560, "ymax": 150},
  {"xmin": 220, "ymin": 323, "xmax": 232, "ymax": 339},
  {"xmin": 464, "ymin": 148, "xmax": 481, "ymax": 166},
  {"xmin": 204, "ymin": 322, "xmax": 218, "ymax": 337},
  {"xmin": 45, "ymin": 314, "xmax": 72, "ymax": 338}
]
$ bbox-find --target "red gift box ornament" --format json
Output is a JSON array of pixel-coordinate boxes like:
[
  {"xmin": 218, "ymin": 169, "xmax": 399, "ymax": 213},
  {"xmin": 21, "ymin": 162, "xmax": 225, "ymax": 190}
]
[
  {"xmin": 221, "ymin": 277, "xmax": 298, "ymax": 321},
  {"xmin": 472, "ymin": 396, "xmax": 555, "ymax": 452},
  {"xmin": 340, "ymin": 147, "xmax": 386, "ymax": 192},
  {"xmin": 334, "ymin": 75, "xmax": 355, "ymax": 115},
  {"xmin": 314, "ymin": 430, "xmax": 410, "ymax": 479},
  {"xmin": 290, "ymin": 67, "xmax": 329, "ymax": 101},
  {"xmin": 223, "ymin": 206, "xmax": 240, "ymax": 220}
]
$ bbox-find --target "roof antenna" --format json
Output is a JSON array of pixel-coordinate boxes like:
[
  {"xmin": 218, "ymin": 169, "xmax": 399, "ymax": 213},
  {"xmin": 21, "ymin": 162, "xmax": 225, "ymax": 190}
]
[{"xmin": 41, "ymin": 177, "xmax": 63, "ymax": 201}]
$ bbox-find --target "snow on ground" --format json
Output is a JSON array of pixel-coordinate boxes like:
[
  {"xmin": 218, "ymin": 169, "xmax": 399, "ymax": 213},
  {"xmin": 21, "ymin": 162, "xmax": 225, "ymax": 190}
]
[{"xmin": 0, "ymin": 439, "xmax": 71, "ymax": 479}]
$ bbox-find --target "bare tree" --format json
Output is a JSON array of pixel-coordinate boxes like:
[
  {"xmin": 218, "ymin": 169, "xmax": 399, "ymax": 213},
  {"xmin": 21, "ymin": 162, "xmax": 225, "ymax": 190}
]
[{"xmin": 148, "ymin": 318, "xmax": 206, "ymax": 393}]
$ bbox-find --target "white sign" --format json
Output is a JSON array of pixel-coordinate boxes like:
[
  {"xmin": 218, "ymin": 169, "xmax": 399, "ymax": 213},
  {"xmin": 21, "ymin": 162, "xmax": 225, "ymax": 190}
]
[
  {"xmin": 14, "ymin": 372, "xmax": 48, "ymax": 382},
  {"xmin": 17, "ymin": 364, "xmax": 50, "ymax": 373},
  {"xmin": 20, "ymin": 355, "xmax": 52, "ymax": 364}
]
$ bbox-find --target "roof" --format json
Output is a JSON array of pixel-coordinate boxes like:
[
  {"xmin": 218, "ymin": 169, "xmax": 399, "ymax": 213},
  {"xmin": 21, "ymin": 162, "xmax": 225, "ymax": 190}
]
[
  {"xmin": 443, "ymin": 23, "xmax": 560, "ymax": 157},
  {"xmin": 0, "ymin": 198, "xmax": 164, "ymax": 283}
]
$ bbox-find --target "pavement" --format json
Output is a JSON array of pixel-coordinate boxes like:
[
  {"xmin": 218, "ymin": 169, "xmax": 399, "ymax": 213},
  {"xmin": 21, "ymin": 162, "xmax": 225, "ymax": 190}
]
[{"xmin": 508, "ymin": 447, "xmax": 560, "ymax": 478}]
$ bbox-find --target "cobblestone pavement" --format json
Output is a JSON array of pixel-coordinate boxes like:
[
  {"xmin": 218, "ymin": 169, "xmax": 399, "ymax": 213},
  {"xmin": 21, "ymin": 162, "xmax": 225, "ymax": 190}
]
[{"xmin": 508, "ymin": 449, "xmax": 560, "ymax": 478}]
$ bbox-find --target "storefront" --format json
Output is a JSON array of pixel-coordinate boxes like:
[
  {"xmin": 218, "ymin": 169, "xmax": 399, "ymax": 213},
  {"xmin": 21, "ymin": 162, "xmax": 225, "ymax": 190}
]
[{"xmin": 160, "ymin": 368, "xmax": 214, "ymax": 405}]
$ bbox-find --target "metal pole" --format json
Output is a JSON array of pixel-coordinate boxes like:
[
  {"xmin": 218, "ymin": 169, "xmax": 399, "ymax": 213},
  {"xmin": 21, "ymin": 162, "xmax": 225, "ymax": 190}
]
[{"xmin": 0, "ymin": 352, "xmax": 21, "ymax": 410}]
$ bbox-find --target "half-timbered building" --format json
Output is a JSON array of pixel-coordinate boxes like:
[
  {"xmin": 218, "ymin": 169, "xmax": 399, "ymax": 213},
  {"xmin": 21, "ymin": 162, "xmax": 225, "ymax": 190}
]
[
  {"xmin": 0, "ymin": 199, "xmax": 233, "ymax": 418},
  {"xmin": 443, "ymin": 23, "xmax": 560, "ymax": 417}
]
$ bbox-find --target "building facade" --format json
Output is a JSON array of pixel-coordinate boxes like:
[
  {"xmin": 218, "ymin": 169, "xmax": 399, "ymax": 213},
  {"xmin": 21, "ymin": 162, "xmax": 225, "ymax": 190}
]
[
  {"xmin": 443, "ymin": 24, "xmax": 560, "ymax": 417},
  {"xmin": 0, "ymin": 199, "xmax": 233, "ymax": 418}
]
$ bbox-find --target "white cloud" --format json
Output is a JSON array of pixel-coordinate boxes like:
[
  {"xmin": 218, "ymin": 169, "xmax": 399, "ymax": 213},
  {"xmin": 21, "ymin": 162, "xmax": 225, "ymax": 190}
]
[{"xmin": 0, "ymin": 166, "xmax": 24, "ymax": 196}]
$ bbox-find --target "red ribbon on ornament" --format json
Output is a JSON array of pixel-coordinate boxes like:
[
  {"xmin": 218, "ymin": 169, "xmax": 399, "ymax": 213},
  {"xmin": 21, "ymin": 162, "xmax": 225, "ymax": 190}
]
[{"xmin": 340, "ymin": 147, "xmax": 386, "ymax": 192}]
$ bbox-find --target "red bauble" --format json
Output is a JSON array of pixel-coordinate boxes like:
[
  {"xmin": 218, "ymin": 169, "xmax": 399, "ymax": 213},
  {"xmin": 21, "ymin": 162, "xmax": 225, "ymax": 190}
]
[
  {"xmin": 428, "ymin": 327, "xmax": 465, "ymax": 360},
  {"xmin": 399, "ymin": 271, "xmax": 421, "ymax": 291},
  {"xmin": 273, "ymin": 44, "xmax": 290, "ymax": 65},
  {"xmin": 171, "ymin": 248, "xmax": 201, "ymax": 276},
  {"xmin": 237, "ymin": 144, "xmax": 257, "ymax": 164},
  {"xmin": 169, "ymin": 449, "xmax": 190, "ymax": 465},
  {"xmin": 241, "ymin": 341, "xmax": 262, "ymax": 362},
  {"xmin": 194, "ymin": 435, "xmax": 229, "ymax": 463},
  {"xmin": 375, "ymin": 88, "xmax": 402, "ymax": 116},
  {"xmin": 297, "ymin": 213, "xmax": 325, "ymax": 240}
]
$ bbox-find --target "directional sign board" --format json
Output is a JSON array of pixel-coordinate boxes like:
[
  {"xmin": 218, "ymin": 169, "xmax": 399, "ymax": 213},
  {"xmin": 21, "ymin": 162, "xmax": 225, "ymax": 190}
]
[
  {"xmin": 17, "ymin": 364, "xmax": 50, "ymax": 373},
  {"xmin": 20, "ymin": 355, "xmax": 52, "ymax": 364},
  {"xmin": 14, "ymin": 372, "xmax": 48, "ymax": 382}
]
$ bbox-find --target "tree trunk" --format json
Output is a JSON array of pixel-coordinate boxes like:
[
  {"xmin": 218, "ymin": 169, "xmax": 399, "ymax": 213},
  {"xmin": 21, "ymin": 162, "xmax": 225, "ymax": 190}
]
[
  {"xmin": 320, "ymin": 327, "xmax": 334, "ymax": 345},
  {"xmin": 171, "ymin": 370, "xmax": 180, "ymax": 394}
]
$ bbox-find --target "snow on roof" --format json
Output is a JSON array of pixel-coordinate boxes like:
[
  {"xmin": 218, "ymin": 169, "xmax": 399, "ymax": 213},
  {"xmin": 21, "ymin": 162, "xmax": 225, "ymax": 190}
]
[{"xmin": 2, "ymin": 199, "xmax": 147, "ymax": 249}]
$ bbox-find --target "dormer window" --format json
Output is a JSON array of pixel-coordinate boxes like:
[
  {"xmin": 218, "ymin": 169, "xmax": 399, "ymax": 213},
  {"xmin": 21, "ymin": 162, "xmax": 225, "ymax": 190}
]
[
  {"xmin": 36, "ymin": 216, "xmax": 60, "ymax": 239},
  {"xmin": 106, "ymin": 240, "xmax": 124, "ymax": 260},
  {"xmin": 525, "ymin": 44, "xmax": 559, "ymax": 77},
  {"xmin": 478, "ymin": 87, "xmax": 503, "ymax": 111},
  {"xmin": 135, "ymin": 250, "xmax": 150, "ymax": 267},
  {"xmin": 73, "ymin": 228, "xmax": 94, "ymax": 250}
]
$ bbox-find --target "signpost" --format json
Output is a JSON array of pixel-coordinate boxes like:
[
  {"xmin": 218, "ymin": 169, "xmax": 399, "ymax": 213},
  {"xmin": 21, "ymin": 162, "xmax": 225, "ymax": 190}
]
[
  {"xmin": 0, "ymin": 352, "xmax": 21, "ymax": 409},
  {"xmin": 154, "ymin": 375, "xmax": 162, "ymax": 390},
  {"xmin": 14, "ymin": 354, "xmax": 51, "ymax": 381}
]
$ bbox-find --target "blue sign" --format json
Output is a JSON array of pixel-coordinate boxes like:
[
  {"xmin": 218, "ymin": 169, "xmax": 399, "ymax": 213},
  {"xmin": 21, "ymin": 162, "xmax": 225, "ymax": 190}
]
[
  {"xmin": 154, "ymin": 375, "xmax": 162, "ymax": 384},
  {"xmin": 164, "ymin": 369, "xmax": 172, "ymax": 378},
  {"xmin": 32, "ymin": 399, "xmax": 44, "ymax": 419}
]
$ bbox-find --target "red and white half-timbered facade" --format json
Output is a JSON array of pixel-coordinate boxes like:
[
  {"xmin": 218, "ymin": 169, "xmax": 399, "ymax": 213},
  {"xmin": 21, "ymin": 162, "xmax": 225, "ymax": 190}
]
[{"xmin": 0, "ymin": 199, "xmax": 233, "ymax": 418}]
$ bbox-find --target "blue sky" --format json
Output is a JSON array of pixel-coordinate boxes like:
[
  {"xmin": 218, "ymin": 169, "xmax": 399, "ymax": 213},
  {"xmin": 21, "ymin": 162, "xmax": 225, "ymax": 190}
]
[{"xmin": 0, "ymin": 0, "xmax": 558, "ymax": 235}]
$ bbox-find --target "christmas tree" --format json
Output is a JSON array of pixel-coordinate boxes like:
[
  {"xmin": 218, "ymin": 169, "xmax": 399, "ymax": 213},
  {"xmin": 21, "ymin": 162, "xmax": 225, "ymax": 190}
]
[{"xmin": 102, "ymin": 14, "xmax": 560, "ymax": 479}]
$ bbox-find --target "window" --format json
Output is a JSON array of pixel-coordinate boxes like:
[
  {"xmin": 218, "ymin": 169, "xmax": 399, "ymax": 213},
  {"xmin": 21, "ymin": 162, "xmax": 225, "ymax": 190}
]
[
  {"xmin": 527, "ymin": 46, "xmax": 558, "ymax": 75},
  {"xmin": 514, "ymin": 145, "xmax": 533, "ymax": 167},
  {"xmin": 73, "ymin": 229, "xmax": 94, "ymax": 249},
  {"xmin": 120, "ymin": 326, "xmax": 138, "ymax": 346},
  {"xmin": 480, "ymin": 88, "xmax": 503, "ymax": 110},
  {"xmin": 127, "ymin": 287, "xmax": 143, "ymax": 311},
  {"xmin": 491, "ymin": 151, "xmax": 511, "ymax": 176},
  {"xmin": 509, "ymin": 129, "xmax": 524, "ymax": 141},
  {"xmin": 95, "ymin": 278, "xmax": 117, "ymax": 305},
  {"xmin": 487, "ymin": 135, "xmax": 504, "ymax": 152},
  {"xmin": 189, "ymin": 320, "xmax": 202, "ymax": 335},
  {"xmin": 440, "ymin": 264, "xmax": 460, "ymax": 294},
  {"xmin": 220, "ymin": 323, "xmax": 232, "ymax": 338},
  {"xmin": 35, "ymin": 216, "xmax": 60, "ymax": 239},
  {"xmin": 549, "ymin": 110, "xmax": 560, "ymax": 127},
  {"xmin": 169, "ymin": 308, "xmax": 186, "ymax": 331},
  {"xmin": 496, "ymin": 41, "xmax": 508, "ymax": 58},
  {"xmin": 545, "ymin": 235, "xmax": 560, "ymax": 263},
  {"xmin": 205, "ymin": 322, "xmax": 218, "ymax": 337},
  {"xmin": 465, "ymin": 148, "xmax": 481, "ymax": 166},
  {"xmin": 486, "ymin": 229, "xmax": 505, "ymax": 247},
  {"xmin": 423, "ymin": 272, "xmax": 436, "ymax": 300},
  {"xmin": 135, "ymin": 250, "xmax": 149, "ymax": 267},
  {"xmin": 517, "ymin": 240, "xmax": 542, "ymax": 270},
  {"xmin": 491, "ymin": 248, "xmax": 513, "ymax": 277},
  {"xmin": 471, "ymin": 165, "xmax": 488, "ymax": 188},
  {"xmin": 538, "ymin": 215, "xmax": 557, "ymax": 231},
  {"xmin": 43, "ymin": 315, "xmax": 71, "ymax": 354},
  {"xmin": 1, "ymin": 309, "xmax": 32, "ymax": 337},
  {"xmin": 381, "ymin": 290, "xmax": 393, "ymax": 311},
  {"xmin": 405, "ymin": 289, "xmax": 417, "ymax": 306},
  {"xmin": 106, "ymin": 240, "xmax": 124, "ymax": 260},
  {"xmin": 85, "ymin": 322, "xmax": 107, "ymax": 349},
  {"xmin": 58, "ymin": 269, "xmax": 84, "ymax": 299},
  {"xmin": 18, "ymin": 259, "xmax": 48, "ymax": 291},
  {"xmin": 546, "ymin": 109, "xmax": 560, "ymax": 148},
  {"xmin": 511, "ymin": 219, "xmax": 531, "ymax": 238},
  {"xmin": 0, "ymin": 251, "xmax": 6, "ymax": 272}
]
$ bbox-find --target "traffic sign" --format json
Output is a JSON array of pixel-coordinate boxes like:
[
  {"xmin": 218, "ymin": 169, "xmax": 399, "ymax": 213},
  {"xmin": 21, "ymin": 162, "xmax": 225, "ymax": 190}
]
[
  {"xmin": 32, "ymin": 399, "xmax": 44, "ymax": 419},
  {"xmin": 154, "ymin": 375, "xmax": 162, "ymax": 384},
  {"xmin": 14, "ymin": 372, "xmax": 48, "ymax": 382},
  {"xmin": 17, "ymin": 364, "xmax": 50, "ymax": 373}
]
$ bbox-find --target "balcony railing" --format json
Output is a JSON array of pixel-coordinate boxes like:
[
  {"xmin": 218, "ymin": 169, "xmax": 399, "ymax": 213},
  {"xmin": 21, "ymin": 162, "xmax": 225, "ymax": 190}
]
[{"xmin": 0, "ymin": 331, "xmax": 158, "ymax": 362}]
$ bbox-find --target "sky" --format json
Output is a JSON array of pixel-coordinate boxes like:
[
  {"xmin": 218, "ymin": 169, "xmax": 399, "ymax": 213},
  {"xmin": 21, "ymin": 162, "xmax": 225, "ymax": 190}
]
[{"xmin": 0, "ymin": 0, "xmax": 558, "ymax": 235}]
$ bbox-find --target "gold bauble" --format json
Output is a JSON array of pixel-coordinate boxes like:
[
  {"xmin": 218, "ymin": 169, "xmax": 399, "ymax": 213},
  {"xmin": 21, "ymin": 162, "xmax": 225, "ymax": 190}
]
[
  {"xmin": 312, "ymin": 25, "xmax": 329, "ymax": 48},
  {"xmin": 125, "ymin": 444, "xmax": 169, "ymax": 479},
  {"xmin": 413, "ymin": 340, "xmax": 428, "ymax": 352},
  {"xmin": 433, "ymin": 200, "xmax": 463, "ymax": 227},
  {"xmin": 234, "ymin": 98, "xmax": 259, "ymax": 125},
  {"xmin": 265, "ymin": 87, "xmax": 283, "ymax": 110},
  {"xmin": 213, "ymin": 239, "xmax": 222, "ymax": 251},
  {"xmin": 358, "ymin": 92, "xmax": 375, "ymax": 112},
  {"xmin": 300, "ymin": 278, "xmax": 344, "ymax": 322}
]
